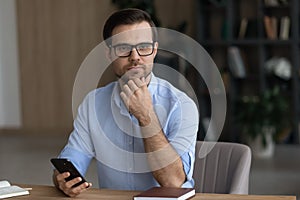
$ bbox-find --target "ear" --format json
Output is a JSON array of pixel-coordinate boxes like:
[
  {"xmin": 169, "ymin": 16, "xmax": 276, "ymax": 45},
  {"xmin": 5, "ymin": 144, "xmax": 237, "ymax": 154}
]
[
  {"xmin": 106, "ymin": 46, "xmax": 113, "ymax": 61},
  {"xmin": 152, "ymin": 42, "xmax": 159, "ymax": 58}
]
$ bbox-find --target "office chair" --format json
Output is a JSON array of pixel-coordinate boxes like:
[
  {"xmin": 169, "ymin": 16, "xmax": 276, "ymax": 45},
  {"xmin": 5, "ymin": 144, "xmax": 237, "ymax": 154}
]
[{"xmin": 193, "ymin": 141, "xmax": 251, "ymax": 194}]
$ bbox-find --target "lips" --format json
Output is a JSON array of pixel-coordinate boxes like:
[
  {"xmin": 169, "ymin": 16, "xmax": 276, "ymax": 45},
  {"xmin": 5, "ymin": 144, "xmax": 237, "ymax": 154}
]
[
  {"xmin": 127, "ymin": 64, "xmax": 143, "ymax": 70},
  {"xmin": 128, "ymin": 66, "xmax": 140, "ymax": 70}
]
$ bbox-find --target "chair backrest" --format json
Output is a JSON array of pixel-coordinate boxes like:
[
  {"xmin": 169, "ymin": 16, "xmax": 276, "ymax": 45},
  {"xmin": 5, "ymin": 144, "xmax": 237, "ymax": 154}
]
[{"xmin": 193, "ymin": 141, "xmax": 251, "ymax": 194}]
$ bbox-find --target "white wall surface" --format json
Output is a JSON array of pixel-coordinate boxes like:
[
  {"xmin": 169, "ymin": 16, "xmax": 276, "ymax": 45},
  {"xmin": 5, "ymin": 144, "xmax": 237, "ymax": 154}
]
[{"xmin": 0, "ymin": 0, "xmax": 21, "ymax": 128}]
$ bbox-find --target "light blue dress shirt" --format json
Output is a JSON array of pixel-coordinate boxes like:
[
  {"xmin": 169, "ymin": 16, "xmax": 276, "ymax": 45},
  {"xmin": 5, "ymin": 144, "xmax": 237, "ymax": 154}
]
[{"xmin": 59, "ymin": 74, "xmax": 199, "ymax": 190}]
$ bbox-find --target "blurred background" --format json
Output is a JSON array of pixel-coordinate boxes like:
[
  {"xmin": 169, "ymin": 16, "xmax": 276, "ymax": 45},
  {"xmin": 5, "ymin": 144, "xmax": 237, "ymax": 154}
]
[{"xmin": 0, "ymin": 0, "xmax": 299, "ymax": 198}]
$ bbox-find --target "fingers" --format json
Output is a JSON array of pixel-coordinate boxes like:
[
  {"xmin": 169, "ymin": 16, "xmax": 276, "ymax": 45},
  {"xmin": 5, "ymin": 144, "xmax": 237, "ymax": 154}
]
[
  {"xmin": 127, "ymin": 80, "xmax": 139, "ymax": 92},
  {"xmin": 65, "ymin": 182, "xmax": 91, "ymax": 197},
  {"xmin": 55, "ymin": 172, "xmax": 90, "ymax": 197},
  {"xmin": 56, "ymin": 172, "xmax": 70, "ymax": 182},
  {"xmin": 122, "ymin": 78, "xmax": 146, "ymax": 96},
  {"xmin": 128, "ymin": 78, "xmax": 145, "ymax": 89},
  {"xmin": 119, "ymin": 77, "xmax": 151, "ymax": 118},
  {"xmin": 120, "ymin": 91, "xmax": 129, "ymax": 108},
  {"xmin": 122, "ymin": 84, "xmax": 133, "ymax": 97},
  {"xmin": 64, "ymin": 177, "xmax": 82, "ymax": 188},
  {"xmin": 120, "ymin": 78, "xmax": 145, "ymax": 107}
]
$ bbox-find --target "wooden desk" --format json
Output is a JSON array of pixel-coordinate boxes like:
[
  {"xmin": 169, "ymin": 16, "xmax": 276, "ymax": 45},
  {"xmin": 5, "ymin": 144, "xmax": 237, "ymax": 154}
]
[{"xmin": 15, "ymin": 185, "xmax": 296, "ymax": 200}]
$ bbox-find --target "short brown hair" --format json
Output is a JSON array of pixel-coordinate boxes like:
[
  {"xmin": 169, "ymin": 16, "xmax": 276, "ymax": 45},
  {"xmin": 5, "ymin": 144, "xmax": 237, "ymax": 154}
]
[{"xmin": 103, "ymin": 8, "xmax": 157, "ymax": 46}]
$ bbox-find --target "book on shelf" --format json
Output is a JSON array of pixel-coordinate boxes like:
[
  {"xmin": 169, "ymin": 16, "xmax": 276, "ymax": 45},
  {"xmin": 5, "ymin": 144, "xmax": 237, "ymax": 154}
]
[
  {"xmin": 272, "ymin": 16, "xmax": 278, "ymax": 39},
  {"xmin": 0, "ymin": 180, "xmax": 30, "ymax": 199},
  {"xmin": 240, "ymin": 19, "xmax": 258, "ymax": 39},
  {"xmin": 238, "ymin": 18, "xmax": 248, "ymax": 39},
  {"xmin": 227, "ymin": 46, "xmax": 246, "ymax": 79},
  {"xmin": 133, "ymin": 187, "xmax": 195, "ymax": 200},
  {"xmin": 264, "ymin": 0, "xmax": 279, "ymax": 6},
  {"xmin": 264, "ymin": 0, "xmax": 289, "ymax": 6},
  {"xmin": 279, "ymin": 16, "xmax": 290, "ymax": 40},
  {"xmin": 264, "ymin": 15, "xmax": 278, "ymax": 39}
]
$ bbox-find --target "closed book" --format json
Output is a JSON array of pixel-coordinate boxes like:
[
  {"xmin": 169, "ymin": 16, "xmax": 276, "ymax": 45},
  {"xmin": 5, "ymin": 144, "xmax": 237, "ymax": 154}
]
[
  {"xmin": 133, "ymin": 187, "xmax": 195, "ymax": 200},
  {"xmin": 238, "ymin": 18, "xmax": 248, "ymax": 39},
  {"xmin": 264, "ymin": 16, "xmax": 277, "ymax": 39},
  {"xmin": 279, "ymin": 16, "xmax": 290, "ymax": 40},
  {"xmin": 228, "ymin": 46, "xmax": 246, "ymax": 78}
]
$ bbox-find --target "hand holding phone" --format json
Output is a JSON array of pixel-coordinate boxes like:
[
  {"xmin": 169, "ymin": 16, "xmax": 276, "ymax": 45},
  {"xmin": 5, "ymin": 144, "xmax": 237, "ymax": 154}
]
[{"xmin": 50, "ymin": 158, "xmax": 90, "ymax": 188}]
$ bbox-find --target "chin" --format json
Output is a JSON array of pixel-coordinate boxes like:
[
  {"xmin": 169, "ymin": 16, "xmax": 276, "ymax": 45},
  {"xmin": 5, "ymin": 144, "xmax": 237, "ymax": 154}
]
[{"xmin": 122, "ymin": 71, "xmax": 144, "ymax": 81}]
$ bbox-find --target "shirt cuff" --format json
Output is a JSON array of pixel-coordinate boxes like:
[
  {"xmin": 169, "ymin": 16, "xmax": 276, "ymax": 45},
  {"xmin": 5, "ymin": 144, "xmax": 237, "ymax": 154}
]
[{"xmin": 181, "ymin": 151, "xmax": 195, "ymax": 188}]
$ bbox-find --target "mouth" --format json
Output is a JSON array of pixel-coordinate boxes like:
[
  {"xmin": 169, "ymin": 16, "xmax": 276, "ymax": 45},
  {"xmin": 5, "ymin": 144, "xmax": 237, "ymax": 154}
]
[{"xmin": 127, "ymin": 65, "xmax": 142, "ymax": 71}]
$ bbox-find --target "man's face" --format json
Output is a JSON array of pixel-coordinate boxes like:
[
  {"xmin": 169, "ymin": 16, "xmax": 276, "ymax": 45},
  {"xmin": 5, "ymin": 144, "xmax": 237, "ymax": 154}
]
[{"xmin": 109, "ymin": 21, "xmax": 157, "ymax": 83}]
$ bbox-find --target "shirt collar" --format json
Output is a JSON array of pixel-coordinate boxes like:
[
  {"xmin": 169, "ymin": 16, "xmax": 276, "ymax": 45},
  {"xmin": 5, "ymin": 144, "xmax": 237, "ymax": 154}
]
[{"xmin": 147, "ymin": 72, "xmax": 158, "ymax": 95}]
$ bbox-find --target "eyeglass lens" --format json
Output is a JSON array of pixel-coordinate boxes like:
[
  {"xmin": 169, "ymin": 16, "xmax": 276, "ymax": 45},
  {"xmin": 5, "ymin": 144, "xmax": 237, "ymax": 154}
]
[{"xmin": 114, "ymin": 43, "xmax": 154, "ymax": 57}]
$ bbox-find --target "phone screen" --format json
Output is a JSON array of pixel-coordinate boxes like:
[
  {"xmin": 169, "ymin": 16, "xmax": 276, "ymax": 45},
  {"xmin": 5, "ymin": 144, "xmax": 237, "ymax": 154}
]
[{"xmin": 51, "ymin": 158, "xmax": 89, "ymax": 188}]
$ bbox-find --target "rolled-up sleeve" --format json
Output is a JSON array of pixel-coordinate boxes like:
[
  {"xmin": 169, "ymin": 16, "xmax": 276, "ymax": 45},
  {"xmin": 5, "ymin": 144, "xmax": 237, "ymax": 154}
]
[
  {"xmin": 167, "ymin": 96, "xmax": 199, "ymax": 188},
  {"xmin": 58, "ymin": 92, "xmax": 95, "ymax": 176}
]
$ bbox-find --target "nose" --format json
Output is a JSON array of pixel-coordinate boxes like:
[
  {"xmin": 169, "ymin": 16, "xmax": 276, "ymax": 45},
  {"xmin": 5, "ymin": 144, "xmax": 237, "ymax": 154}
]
[{"xmin": 128, "ymin": 48, "xmax": 140, "ymax": 61}]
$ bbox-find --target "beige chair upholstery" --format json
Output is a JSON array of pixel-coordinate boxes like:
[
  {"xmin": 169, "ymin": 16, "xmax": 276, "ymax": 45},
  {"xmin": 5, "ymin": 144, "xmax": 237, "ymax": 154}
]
[{"xmin": 193, "ymin": 141, "xmax": 251, "ymax": 194}]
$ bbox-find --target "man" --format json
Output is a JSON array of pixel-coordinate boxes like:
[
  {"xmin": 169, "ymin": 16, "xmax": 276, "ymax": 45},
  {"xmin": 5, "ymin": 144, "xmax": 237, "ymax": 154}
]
[{"xmin": 52, "ymin": 8, "xmax": 199, "ymax": 197}]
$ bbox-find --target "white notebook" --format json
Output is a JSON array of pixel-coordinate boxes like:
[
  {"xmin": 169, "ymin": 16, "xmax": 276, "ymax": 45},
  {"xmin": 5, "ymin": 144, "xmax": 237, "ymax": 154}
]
[{"xmin": 0, "ymin": 180, "xmax": 29, "ymax": 199}]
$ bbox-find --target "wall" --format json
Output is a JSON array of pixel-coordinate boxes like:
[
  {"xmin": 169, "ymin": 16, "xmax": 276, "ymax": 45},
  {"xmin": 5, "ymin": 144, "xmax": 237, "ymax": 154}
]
[
  {"xmin": 0, "ymin": 0, "xmax": 22, "ymax": 128},
  {"xmin": 16, "ymin": 0, "xmax": 115, "ymax": 132},
  {"xmin": 155, "ymin": 0, "xmax": 196, "ymax": 37}
]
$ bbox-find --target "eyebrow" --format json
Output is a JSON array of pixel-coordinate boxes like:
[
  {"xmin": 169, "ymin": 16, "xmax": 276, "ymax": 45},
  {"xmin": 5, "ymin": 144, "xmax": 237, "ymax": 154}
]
[{"xmin": 111, "ymin": 42, "xmax": 153, "ymax": 46}]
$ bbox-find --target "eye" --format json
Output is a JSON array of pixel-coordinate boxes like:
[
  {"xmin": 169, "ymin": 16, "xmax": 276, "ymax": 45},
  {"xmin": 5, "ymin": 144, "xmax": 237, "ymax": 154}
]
[
  {"xmin": 137, "ymin": 43, "xmax": 152, "ymax": 50},
  {"xmin": 116, "ymin": 45, "xmax": 131, "ymax": 52}
]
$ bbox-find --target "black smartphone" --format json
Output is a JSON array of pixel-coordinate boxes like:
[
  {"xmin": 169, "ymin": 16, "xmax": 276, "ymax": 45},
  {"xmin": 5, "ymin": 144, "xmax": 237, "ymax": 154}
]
[{"xmin": 50, "ymin": 158, "xmax": 89, "ymax": 188}]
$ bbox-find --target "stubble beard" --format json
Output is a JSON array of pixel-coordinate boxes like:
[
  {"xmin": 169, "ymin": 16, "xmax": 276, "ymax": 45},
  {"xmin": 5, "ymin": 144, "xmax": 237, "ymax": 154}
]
[{"xmin": 117, "ymin": 64, "xmax": 152, "ymax": 84}]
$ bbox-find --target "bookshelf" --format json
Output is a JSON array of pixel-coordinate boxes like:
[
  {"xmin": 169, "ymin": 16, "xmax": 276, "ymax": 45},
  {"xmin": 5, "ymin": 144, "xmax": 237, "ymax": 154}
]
[{"xmin": 195, "ymin": 0, "xmax": 300, "ymax": 144}]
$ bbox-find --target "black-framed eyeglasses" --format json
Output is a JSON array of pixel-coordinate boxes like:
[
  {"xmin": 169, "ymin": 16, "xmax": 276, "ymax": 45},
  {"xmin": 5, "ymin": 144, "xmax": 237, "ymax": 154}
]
[{"xmin": 110, "ymin": 42, "xmax": 155, "ymax": 57}]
